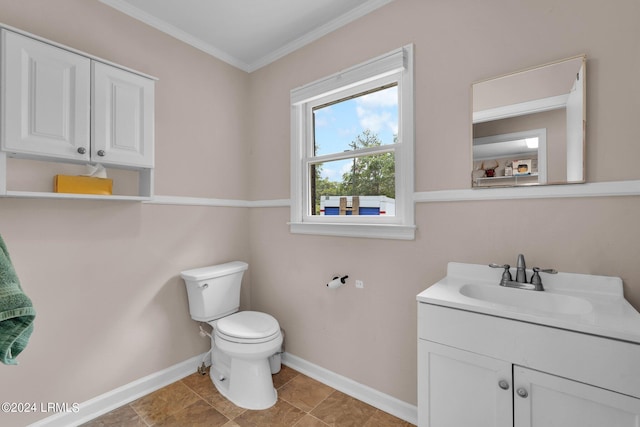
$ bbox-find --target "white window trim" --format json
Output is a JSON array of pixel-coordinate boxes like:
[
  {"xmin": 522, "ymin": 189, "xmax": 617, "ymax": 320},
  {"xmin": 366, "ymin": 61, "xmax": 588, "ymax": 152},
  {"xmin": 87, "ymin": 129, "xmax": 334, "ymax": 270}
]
[{"xmin": 289, "ymin": 44, "xmax": 415, "ymax": 240}]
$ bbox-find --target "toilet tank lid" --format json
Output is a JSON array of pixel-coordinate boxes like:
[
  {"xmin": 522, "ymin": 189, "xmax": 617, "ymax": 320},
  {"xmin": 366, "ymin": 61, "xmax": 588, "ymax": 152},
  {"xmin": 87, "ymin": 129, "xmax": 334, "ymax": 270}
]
[{"xmin": 181, "ymin": 261, "xmax": 248, "ymax": 281}]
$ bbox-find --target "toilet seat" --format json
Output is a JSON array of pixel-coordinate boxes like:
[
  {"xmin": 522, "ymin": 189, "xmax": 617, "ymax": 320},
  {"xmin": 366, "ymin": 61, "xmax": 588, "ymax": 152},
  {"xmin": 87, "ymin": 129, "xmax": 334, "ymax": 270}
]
[{"xmin": 215, "ymin": 311, "xmax": 280, "ymax": 344}]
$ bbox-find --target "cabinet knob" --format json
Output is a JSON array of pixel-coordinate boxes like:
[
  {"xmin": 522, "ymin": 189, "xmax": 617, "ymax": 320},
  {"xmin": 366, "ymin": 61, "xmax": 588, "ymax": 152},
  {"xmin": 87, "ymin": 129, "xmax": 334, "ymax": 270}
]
[
  {"xmin": 97, "ymin": 150, "xmax": 106, "ymax": 157},
  {"xmin": 77, "ymin": 147, "xmax": 87, "ymax": 154},
  {"xmin": 498, "ymin": 380, "xmax": 510, "ymax": 390},
  {"xmin": 516, "ymin": 388, "xmax": 528, "ymax": 398}
]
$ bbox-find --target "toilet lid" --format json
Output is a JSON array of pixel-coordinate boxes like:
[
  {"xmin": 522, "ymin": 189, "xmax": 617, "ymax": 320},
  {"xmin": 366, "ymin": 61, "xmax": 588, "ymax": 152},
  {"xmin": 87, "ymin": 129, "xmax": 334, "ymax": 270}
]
[{"xmin": 216, "ymin": 311, "xmax": 280, "ymax": 340}]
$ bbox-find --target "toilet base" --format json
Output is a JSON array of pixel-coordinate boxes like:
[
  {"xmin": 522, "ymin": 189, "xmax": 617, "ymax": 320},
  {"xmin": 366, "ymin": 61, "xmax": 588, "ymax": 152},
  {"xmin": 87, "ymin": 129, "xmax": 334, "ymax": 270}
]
[{"xmin": 209, "ymin": 342, "xmax": 278, "ymax": 410}]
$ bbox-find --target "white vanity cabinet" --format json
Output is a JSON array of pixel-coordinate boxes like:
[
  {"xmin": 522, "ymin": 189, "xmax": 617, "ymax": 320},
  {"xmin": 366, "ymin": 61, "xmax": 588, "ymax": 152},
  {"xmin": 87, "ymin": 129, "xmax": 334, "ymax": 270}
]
[
  {"xmin": 419, "ymin": 340, "xmax": 512, "ymax": 426},
  {"xmin": 0, "ymin": 26, "xmax": 155, "ymax": 199},
  {"xmin": 419, "ymin": 338, "xmax": 640, "ymax": 427},
  {"xmin": 514, "ymin": 366, "xmax": 640, "ymax": 426},
  {"xmin": 417, "ymin": 262, "xmax": 640, "ymax": 427}
]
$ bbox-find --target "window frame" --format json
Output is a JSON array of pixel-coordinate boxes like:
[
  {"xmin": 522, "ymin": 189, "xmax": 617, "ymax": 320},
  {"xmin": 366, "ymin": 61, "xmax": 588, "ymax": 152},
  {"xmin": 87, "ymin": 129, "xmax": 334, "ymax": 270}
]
[{"xmin": 290, "ymin": 45, "xmax": 415, "ymax": 240}]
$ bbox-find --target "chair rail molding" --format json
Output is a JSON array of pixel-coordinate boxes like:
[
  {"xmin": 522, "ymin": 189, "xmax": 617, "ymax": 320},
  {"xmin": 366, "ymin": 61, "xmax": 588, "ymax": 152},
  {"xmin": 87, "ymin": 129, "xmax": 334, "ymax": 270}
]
[{"xmin": 143, "ymin": 180, "xmax": 640, "ymax": 208}]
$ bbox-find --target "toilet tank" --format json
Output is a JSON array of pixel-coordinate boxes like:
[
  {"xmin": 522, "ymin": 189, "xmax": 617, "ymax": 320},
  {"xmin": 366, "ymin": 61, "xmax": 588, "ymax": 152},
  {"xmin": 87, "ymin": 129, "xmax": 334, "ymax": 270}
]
[{"xmin": 181, "ymin": 261, "xmax": 248, "ymax": 322}]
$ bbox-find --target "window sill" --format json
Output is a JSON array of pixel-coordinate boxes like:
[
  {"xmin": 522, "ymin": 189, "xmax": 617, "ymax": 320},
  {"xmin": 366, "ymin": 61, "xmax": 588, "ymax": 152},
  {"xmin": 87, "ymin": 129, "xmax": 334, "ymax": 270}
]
[{"xmin": 288, "ymin": 222, "xmax": 416, "ymax": 240}]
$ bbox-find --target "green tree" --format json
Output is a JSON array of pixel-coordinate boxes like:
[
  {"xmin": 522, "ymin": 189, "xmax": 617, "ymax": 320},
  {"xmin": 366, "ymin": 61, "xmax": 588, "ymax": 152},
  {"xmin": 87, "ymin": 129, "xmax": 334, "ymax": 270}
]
[
  {"xmin": 341, "ymin": 130, "xmax": 395, "ymax": 198},
  {"xmin": 312, "ymin": 169, "xmax": 341, "ymax": 214},
  {"xmin": 312, "ymin": 130, "xmax": 396, "ymax": 214}
]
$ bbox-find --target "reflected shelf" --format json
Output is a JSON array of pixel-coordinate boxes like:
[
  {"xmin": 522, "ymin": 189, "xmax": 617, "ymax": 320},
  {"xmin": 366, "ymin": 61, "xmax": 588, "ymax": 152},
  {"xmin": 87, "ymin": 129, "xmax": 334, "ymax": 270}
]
[{"xmin": 474, "ymin": 173, "xmax": 539, "ymax": 188}]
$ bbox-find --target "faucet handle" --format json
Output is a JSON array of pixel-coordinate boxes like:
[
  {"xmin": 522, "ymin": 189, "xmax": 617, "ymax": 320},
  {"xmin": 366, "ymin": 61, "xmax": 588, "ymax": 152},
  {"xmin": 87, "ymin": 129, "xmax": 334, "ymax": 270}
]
[
  {"xmin": 489, "ymin": 263, "xmax": 512, "ymax": 285},
  {"xmin": 533, "ymin": 267, "xmax": 557, "ymax": 274},
  {"xmin": 530, "ymin": 267, "xmax": 557, "ymax": 291}
]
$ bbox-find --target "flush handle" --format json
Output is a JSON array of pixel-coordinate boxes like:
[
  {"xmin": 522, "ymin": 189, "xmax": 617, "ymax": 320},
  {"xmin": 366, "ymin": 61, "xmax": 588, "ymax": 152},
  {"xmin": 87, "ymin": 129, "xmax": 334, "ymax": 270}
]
[
  {"xmin": 498, "ymin": 380, "xmax": 510, "ymax": 390},
  {"xmin": 517, "ymin": 388, "xmax": 529, "ymax": 398},
  {"xmin": 199, "ymin": 283, "xmax": 209, "ymax": 290}
]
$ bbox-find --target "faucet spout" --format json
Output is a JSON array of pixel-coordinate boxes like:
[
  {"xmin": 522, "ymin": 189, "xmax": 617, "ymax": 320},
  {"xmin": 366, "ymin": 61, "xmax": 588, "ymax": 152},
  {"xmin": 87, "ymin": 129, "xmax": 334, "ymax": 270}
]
[{"xmin": 516, "ymin": 254, "xmax": 527, "ymax": 283}]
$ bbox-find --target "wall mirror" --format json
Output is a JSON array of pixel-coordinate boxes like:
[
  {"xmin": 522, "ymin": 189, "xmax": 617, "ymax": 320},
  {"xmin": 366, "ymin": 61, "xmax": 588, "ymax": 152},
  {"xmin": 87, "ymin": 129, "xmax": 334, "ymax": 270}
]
[{"xmin": 472, "ymin": 55, "xmax": 586, "ymax": 188}]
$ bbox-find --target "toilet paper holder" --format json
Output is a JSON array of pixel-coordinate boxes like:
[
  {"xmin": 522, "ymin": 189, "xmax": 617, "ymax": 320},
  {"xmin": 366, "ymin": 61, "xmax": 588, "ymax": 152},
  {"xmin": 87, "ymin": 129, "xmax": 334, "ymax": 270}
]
[{"xmin": 327, "ymin": 275, "xmax": 349, "ymax": 288}]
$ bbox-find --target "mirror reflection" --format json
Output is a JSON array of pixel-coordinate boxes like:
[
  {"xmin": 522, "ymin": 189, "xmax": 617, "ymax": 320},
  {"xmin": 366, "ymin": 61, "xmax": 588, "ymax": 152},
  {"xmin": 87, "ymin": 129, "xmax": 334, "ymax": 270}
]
[{"xmin": 472, "ymin": 55, "xmax": 586, "ymax": 188}]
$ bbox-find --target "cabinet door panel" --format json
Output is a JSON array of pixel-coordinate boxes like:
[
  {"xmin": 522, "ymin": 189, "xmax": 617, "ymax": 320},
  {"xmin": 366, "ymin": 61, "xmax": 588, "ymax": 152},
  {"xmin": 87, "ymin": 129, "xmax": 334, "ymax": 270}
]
[
  {"xmin": 92, "ymin": 61, "xmax": 154, "ymax": 168},
  {"xmin": 514, "ymin": 366, "xmax": 640, "ymax": 427},
  {"xmin": 2, "ymin": 30, "xmax": 90, "ymax": 160},
  {"xmin": 419, "ymin": 340, "xmax": 512, "ymax": 427}
]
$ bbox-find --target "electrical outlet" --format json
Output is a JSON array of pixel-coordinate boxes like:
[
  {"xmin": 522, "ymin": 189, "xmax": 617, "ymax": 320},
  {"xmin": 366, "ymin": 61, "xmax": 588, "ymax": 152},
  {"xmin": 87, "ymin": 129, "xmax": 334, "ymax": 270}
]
[{"xmin": 355, "ymin": 280, "xmax": 364, "ymax": 289}]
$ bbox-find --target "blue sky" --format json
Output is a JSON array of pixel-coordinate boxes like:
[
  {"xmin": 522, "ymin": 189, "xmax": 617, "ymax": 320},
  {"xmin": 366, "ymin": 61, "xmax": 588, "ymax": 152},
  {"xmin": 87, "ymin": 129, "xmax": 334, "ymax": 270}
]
[{"xmin": 313, "ymin": 85, "xmax": 398, "ymax": 182}]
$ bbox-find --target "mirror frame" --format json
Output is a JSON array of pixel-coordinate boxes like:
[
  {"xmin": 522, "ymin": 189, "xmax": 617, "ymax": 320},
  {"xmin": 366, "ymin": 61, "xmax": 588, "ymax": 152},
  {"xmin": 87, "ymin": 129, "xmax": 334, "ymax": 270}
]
[{"xmin": 471, "ymin": 55, "xmax": 586, "ymax": 188}]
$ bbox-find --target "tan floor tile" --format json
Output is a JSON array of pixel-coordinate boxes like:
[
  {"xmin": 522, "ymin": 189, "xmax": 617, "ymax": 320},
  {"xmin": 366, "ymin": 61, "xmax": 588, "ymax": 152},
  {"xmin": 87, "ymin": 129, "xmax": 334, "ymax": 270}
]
[
  {"xmin": 293, "ymin": 414, "xmax": 330, "ymax": 426},
  {"xmin": 130, "ymin": 381, "xmax": 200, "ymax": 425},
  {"xmin": 79, "ymin": 404, "xmax": 146, "ymax": 427},
  {"xmin": 82, "ymin": 364, "xmax": 412, "ymax": 427},
  {"xmin": 207, "ymin": 388, "xmax": 247, "ymax": 419},
  {"xmin": 181, "ymin": 369, "xmax": 246, "ymax": 419},
  {"xmin": 233, "ymin": 399, "xmax": 306, "ymax": 427},
  {"xmin": 278, "ymin": 374, "xmax": 334, "ymax": 412},
  {"xmin": 363, "ymin": 409, "xmax": 415, "ymax": 426},
  {"xmin": 310, "ymin": 390, "xmax": 377, "ymax": 426},
  {"xmin": 181, "ymin": 371, "xmax": 219, "ymax": 401},
  {"xmin": 153, "ymin": 399, "xmax": 229, "ymax": 427},
  {"xmin": 273, "ymin": 365, "xmax": 300, "ymax": 389}
]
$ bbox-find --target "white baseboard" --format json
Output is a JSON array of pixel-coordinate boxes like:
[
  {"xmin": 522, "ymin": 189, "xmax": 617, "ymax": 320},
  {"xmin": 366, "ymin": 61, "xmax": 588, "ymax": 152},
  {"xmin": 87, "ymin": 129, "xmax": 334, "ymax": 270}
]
[
  {"xmin": 282, "ymin": 352, "xmax": 418, "ymax": 425},
  {"xmin": 28, "ymin": 353, "xmax": 207, "ymax": 427},
  {"xmin": 29, "ymin": 351, "xmax": 418, "ymax": 426}
]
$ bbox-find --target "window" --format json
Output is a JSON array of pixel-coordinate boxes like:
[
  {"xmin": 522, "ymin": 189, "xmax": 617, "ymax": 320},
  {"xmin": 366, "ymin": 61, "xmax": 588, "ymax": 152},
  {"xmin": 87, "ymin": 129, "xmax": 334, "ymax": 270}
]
[{"xmin": 290, "ymin": 45, "xmax": 415, "ymax": 239}]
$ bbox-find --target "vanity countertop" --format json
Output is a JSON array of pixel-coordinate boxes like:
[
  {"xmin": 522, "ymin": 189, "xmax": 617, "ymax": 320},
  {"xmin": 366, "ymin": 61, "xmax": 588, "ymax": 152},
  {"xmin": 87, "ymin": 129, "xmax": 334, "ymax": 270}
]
[{"xmin": 417, "ymin": 262, "xmax": 640, "ymax": 345}]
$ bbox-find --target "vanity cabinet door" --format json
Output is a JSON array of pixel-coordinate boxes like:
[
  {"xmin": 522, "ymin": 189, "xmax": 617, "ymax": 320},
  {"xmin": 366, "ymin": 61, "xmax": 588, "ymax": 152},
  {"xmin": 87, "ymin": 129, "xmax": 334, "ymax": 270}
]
[
  {"xmin": 92, "ymin": 61, "xmax": 154, "ymax": 169},
  {"xmin": 513, "ymin": 366, "xmax": 640, "ymax": 427},
  {"xmin": 418, "ymin": 340, "xmax": 512, "ymax": 427},
  {"xmin": 1, "ymin": 30, "xmax": 91, "ymax": 161}
]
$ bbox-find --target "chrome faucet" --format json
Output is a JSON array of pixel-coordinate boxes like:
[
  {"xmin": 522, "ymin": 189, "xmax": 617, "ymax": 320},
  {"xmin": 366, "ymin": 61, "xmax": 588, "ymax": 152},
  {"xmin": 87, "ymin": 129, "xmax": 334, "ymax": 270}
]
[
  {"xmin": 489, "ymin": 254, "xmax": 557, "ymax": 291},
  {"xmin": 515, "ymin": 254, "xmax": 527, "ymax": 283}
]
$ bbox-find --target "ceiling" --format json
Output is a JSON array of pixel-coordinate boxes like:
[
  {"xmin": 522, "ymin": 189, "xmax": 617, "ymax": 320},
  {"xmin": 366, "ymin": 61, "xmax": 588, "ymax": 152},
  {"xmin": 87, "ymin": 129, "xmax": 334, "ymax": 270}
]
[{"xmin": 99, "ymin": 0, "xmax": 393, "ymax": 73}]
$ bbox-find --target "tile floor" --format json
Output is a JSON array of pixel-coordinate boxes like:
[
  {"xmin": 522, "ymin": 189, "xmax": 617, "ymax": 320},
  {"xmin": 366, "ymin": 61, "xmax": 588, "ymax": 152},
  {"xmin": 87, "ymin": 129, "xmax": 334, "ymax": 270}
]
[{"xmin": 81, "ymin": 365, "xmax": 414, "ymax": 426}]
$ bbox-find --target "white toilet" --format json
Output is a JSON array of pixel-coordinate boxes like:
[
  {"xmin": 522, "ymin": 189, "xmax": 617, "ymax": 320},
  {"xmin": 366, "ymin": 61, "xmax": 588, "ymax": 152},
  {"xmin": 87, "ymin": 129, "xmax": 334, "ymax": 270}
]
[{"xmin": 181, "ymin": 261, "xmax": 283, "ymax": 410}]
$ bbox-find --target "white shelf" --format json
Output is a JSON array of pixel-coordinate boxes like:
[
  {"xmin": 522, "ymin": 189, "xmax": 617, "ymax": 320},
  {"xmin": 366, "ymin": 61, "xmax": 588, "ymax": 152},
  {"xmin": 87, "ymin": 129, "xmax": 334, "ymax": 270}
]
[
  {"xmin": 474, "ymin": 173, "xmax": 539, "ymax": 187},
  {"xmin": 0, "ymin": 152, "xmax": 153, "ymax": 201},
  {"xmin": 3, "ymin": 190, "xmax": 151, "ymax": 201}
]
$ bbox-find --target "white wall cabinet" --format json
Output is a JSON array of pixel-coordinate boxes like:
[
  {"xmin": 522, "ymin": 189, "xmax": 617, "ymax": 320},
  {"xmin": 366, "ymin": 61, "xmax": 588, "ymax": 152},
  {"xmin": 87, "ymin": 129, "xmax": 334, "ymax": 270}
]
[
  {"xmin": 419, "ymin": 339, "xmax": 640, "ymax": 427},
  {"xmin": 92, "ymin": 61, "xmax": 154, "ymax": 169},
  {"xmin": 0, "ymin": 26, "xmax": 155, "ymax": 199},
  {"xmin": 1, "ymin": 30, "xmax": 91, "ymax": 162}
]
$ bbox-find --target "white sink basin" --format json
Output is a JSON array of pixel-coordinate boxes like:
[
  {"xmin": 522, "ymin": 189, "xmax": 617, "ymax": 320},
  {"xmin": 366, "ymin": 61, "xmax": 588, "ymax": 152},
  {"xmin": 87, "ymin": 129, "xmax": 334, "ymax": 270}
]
[
  {"xmin": 459, "ymin": 283, "xmax": 593, "ymax": 315},
  {"xmin": 417, "ymin": 262, "xmax": 640, "ymax": 344}
]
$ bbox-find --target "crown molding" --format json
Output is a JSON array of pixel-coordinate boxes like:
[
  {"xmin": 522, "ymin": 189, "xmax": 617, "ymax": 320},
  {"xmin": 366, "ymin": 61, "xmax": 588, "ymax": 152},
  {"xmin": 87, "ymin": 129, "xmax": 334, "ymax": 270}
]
[
  {"xmin": 99, "ymin": 0, "xmax": 251, "ymax": 71},
  {"xmin": 100, "ymin": 0, "xmax": 394, "ymax": 73},
  {"xmin": 247, "ymin": 0, "xmax": 395, "ymax": 72}
]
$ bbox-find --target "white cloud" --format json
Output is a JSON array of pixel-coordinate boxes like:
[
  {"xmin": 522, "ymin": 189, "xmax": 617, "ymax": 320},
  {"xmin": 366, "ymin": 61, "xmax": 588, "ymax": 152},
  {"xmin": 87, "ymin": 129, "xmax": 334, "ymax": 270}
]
[
  {"xmin": 320, "ymin": 160, "xmax": 352, "ymax": 182},
  {"xmin": 313, "ymin": 105, "xmax": 333, "ymax": 128},
  {"xmin": 321, "ymin": 167, "xmax": 338, "ymax": 181},
  {"xmin": 357, "ymin": 87, "xmax": 397, "ymax": 108},
  {"xmin": 340, "ymin": 161, "xmax": 353, "ymax": 176},
  {"xmin": 356, "ymin": 106, "xmax": 392, "ymax": 133},
  {"xmin": 355, "ymin": 86, "xmax": 398, "ymax": 135}
]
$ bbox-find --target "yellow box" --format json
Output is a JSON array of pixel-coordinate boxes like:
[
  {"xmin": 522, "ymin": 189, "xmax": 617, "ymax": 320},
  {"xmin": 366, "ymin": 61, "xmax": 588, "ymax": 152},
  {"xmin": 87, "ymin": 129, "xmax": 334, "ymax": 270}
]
[{"xmin": 54, "ymin": 175, "xmax": 113, "ymax": 195}]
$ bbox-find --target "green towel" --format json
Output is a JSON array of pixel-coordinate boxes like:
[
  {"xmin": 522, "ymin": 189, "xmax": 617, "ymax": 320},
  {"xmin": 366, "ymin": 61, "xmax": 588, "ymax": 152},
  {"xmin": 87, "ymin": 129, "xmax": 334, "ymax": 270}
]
[{"xmin": 0, "ymin": 234, "xmax": 35, "ymax": 365}]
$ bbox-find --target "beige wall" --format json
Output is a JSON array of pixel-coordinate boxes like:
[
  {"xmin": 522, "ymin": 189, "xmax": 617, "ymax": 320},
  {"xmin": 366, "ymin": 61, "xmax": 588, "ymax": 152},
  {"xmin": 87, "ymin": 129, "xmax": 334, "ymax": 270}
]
[
  {"xmin": 2, "ymin": 0, "xmax": 640, "ymax": 424},
  {"xmin": 0, "ymin": 1, "xmax": 251, "ymax": 425},
  {"xmin": 248, "ymin": 0, "xmax": 640, "ymax": 407}
]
